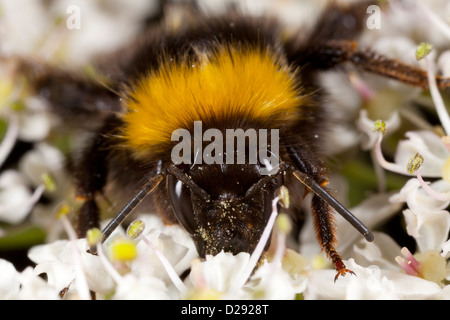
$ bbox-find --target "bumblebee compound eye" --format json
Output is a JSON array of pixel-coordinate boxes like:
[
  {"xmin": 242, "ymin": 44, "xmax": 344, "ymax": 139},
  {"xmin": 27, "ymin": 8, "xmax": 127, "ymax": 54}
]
[{"xmin": 167, "ymin": 174, "xmax": 196, "ymax": 234}]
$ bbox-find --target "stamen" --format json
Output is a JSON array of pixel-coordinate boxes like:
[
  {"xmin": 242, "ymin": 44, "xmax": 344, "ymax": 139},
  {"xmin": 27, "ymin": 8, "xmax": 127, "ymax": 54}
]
[
  {"xmin": 41, "ymin": 173, "xmax": 56, "ymax": 192},
  {"xmin": 401, "ymin": 247, "xmax": 421, "ymax": 272},
  {"xmin": 273, "ymin": 213, "xmax": 292, "ymax": 268},
  {"xmin": 374, "ymin": 123, "xmax": 450, "ymax": 201},
  {"xmin": 87, "ymin": 228, "xmax": 123, "ymax": 284},
  {"xmin": 276, "ymin": 185, "xmax": 290, "ymax": 209},
  {"xmin": 395, "ymin": 247, "xmax": 421, "ymax": 276},
  {"xmin": 405, "ymin": 153, "xmax": 450, "ymax": 201},
  {"xmin": 0, "ymin": 113, "xmax": 19, "ymax": 167},
  {"xmin": 127, "ymin": 219, "xmax": 187, "ymax": 294},
  {"xmin": 374, "ymin": 123, "xmax": 410, "ymax": 175},
  {"xmin": 395, "ymin": 256, "xmax": 418, "ymax": 276},
  {"xmin": 349, "ymin": 72, "xmax": 376, "ymax": 101},
  {"xmin": 373, "ymin": 120, "xmax": 386, "ymax": 134},
  {"xmin": 90, "ymin": 173, "xmax": 164, "ymax": 254},
  {"xmin": 423, "ymin": 50, "xmax": 450, "ymax": 135},
  {"xmin": 406, "ymin": 153, "xmax": 424, "ymax": 174},
  {"xmin": 126, "ymin": 219, "xmax": 145, "ymax": 240},
  {"xmin": 86, "ymin": 228, "xmax": 103, "ymax": 247},
  {"xmin": 415, "ymin": 169, "xmax": 450, "ymax": 202},
  {"xmin": 416, "ymin": 42, "xmax": 433, "ymax": 61}
]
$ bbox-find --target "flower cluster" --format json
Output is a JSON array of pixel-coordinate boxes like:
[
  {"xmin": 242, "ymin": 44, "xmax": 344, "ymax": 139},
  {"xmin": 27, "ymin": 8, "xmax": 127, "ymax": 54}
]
[{"xmin": 1, "ymin": 0, "xmax": 450, "ymax": 300}]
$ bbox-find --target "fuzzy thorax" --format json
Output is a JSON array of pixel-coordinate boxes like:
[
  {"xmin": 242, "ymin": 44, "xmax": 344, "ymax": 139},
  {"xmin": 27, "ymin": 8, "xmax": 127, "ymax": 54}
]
[{"xmin": 121, "ymin": 46, "xmax": 305, "ymax": 159}]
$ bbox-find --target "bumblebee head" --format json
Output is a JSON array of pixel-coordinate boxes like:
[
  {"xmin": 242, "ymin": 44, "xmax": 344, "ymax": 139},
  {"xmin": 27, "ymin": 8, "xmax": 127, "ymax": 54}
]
[{"xmin": 167, "ymin": 163, "xmax": 280, "ymax": 256}]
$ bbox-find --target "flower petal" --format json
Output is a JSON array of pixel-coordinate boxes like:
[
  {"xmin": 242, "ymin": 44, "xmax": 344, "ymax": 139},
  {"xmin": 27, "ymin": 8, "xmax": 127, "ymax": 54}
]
[
  {"xmin": 394, "ymin": 131, "xmax": 449, "ymax": 177},
  {"xmin": 190, "ymin": 251, "xmax": 250, "ymax": 293},
  {"xmin": 403, "ymin": 208, "xmax": 450, "ymax": 252},
  {"xmin": 112, "ymin": 274, "xmax": 170, "ymax": 300},
  {"xmin": 0, "ymin": 259, "xmax": 21, "ymax": 299},
  {"xmin": 304, "ymin": 259, "xmax": 441, "ymax": 300},
  {"xmin": 0, "ymin": 170, "xmax": 35, "ymax": 224}
]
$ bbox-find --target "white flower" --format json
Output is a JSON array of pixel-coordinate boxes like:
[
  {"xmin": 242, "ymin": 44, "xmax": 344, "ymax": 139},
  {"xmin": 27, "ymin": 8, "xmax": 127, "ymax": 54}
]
[
  {"xmin": 337, "ymin": 192, "xmax": 404, "ymax": 253},
  {"xmin": 112, "ymin": 273, "xmax": 170, "ymax": 300},
  {"xmin": 390, "ymin": 178, "xmax": 450, "ymax": 213},
  {"xmin": 187, "ymin": 250, "xmax": 308, "ymax": 300},
  {"xmin": 19, "ymin": 142, "xmax": 69, "ymax": 198},
  {"xmin": 357, "ymin": 109, "xmax": 401, "ymax": 150},
  {"xmin": 247, "ymin": 259, "xmax": 306, "ymax": 300},
  {"xmin": 0, "ymin": 259, "xmax": 22, "ymax": 299},
  {"xmin": 388, "ymin": 130, "xmax": 450, "ymax": 253},
  {"xmin": 15, "ymin": 142, "xmax": 73, "ymax": 240},
  {"xmin": 0, "ymin": 0, "xmax": 159, "ymax": 64},
  {"xmin": 16, "ymin": 97, "xmax": 53, "ymax": 143},
  {"xmin": 298, "ymin": 191, "xmax": 402, "ymax": 263},
  {"xmin": 304, "ymin": 259, "xmax": 442, "ymax": 300},
  {"xmin": 362, "ymin": 0, "xmax": 450, "ymax": 49},
  {"xmin": 403, "ymin": 208, "xmax": 450, "ymax": 253},
  {"xmin": 0, "ymin": 258, "xmax": 59, "ymax": 300},
  {"xmin": 188, "ymin": 251, "xmax": 250, "ymax": 296},
  {"xmin": 28, "ymin": 239, "xmax": 116, "ymax": 296},
  {"xmin": 26, "ymin": 214, "xmax": 198, "ymax": 299},
  {"xmin": 128, "ymin": 214, "xmax": 198, "ymax": 281},
  {"xmin": 0, "ymin": 0, "xmax": 51, "ymax": 56},
  {"xmin": 349, "ymin": 232, "xmax": 403, "ymax": 271},
  {"xmin": 12, "ymin": 267, "xmax": 61, "ymax": 300},
  {"xmin": 0, "ymin": 170, "xmax": 44, "ymax": 224}
]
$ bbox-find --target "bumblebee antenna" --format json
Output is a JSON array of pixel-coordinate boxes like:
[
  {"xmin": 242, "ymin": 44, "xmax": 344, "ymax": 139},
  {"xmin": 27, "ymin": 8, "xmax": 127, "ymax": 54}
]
[
  {"xmin": 292, "ymin": 169, "xmax": 374, "ymax": 242},
  {"xmin": 89, "ymin": 173, "xmax": 164, "ymax": 255}
]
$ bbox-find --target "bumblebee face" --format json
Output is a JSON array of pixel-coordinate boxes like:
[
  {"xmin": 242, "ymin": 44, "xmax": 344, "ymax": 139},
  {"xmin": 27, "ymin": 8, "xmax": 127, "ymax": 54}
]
[{"xmin": 167, "ymin": 163, "xmax": 278, "ymax": 256}]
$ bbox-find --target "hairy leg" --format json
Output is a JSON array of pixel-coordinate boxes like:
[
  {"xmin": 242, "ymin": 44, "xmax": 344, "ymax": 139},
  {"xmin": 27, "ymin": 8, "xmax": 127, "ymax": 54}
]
[{"xmin": 308, "ymin": 40, "xmax": 450, "ymax": 89}]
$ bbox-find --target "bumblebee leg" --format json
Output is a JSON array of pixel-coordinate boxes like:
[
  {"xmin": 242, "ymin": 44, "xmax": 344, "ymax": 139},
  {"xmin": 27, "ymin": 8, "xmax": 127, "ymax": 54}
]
[
  {"xmin": 311, "ymin": 193, "xmax": 355, "ymax": 282},
  {"xmin": 309, "ymin": 40, "xmax": 450, "ymax": 89},
  {"xmin": 73, "ymin": 117, "xmax": 119, "ymax": 237},
  {"xmin": 348, "ymin": 46, "xmax": 450, "ymax": 89},
  {"xmin": 77, "ymin": 199, "xmax": 100, "ymax": 237},
  {"xmin": 74, "ymin": 139, "xmax": 107, "ymax": 238},
  {"xmin": 286, "ymin": 147, "xmax": 365, "ymax": 280}
]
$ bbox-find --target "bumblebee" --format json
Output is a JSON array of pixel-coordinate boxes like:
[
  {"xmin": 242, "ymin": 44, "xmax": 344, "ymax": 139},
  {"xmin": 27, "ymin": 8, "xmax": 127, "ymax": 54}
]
[{"xmin": 16, "ymin": 0, "xmax": 450, "ymax": 281}]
